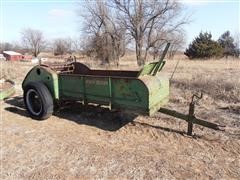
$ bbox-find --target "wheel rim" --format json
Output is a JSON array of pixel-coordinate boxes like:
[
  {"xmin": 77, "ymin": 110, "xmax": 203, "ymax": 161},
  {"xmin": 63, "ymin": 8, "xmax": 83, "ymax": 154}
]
[{"xmin": 26, "ymin": 89, "xmax": 43, "ymax": 116}]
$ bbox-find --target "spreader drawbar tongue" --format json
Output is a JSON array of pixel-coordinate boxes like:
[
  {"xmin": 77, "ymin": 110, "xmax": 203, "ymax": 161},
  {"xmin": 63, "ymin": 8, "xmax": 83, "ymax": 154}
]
[{"xmin": 159, "ymin": 93, "xmax": 225, "ymax": 136}]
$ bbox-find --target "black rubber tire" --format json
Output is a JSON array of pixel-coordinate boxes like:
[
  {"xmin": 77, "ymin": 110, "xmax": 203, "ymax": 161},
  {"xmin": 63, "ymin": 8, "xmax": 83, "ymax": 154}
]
[{"xmin": 23, "ymin": 82, "xmax": 53, "ymax": 120}]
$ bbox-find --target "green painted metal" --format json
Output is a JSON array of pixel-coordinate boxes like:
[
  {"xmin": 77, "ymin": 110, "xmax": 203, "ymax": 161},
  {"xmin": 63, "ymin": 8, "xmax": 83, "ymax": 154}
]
[
  {"xmin": 22, "ymin": 65, "xmax": 59, "ymax": 99},
  {"xmin": 152, "ymin": 42, "xmax": 170, "ymax": 76},
  {"xmin": 137, "ymin": 62, "xmax": 157, "ymax": 76},
  {"xmin": 22, "ymin": 63, "xmax": 169, "ymax": 116},
  {"xmin": 139, "ymin": 75, "xmax": 169, "ymax": 116},
  {"xmin": 22, "ymin": 54, "xmax": 225, "ymax": 134},
  {"xmin": 0, "ymin": 80, "xmax": 15, "ymax": 100},
  {"xmin": 108, "ymin": 77, "xmax": 112, "ymax": 109},
  {"xmin": 58, "ymin": 74, "xmax": 164, "ymax": 115},
  {"xmin": 138, "ymin": 42, "xmax": 170, "ymax": 77},
  {"xmin": 22, "ymin": 43, "xmax": 172, "ymax": 116}
]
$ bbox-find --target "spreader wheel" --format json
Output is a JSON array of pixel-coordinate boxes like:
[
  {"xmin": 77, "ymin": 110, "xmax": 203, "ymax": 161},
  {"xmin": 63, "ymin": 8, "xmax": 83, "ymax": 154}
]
[{"xmin": 23, "ymin": 82, "xmax": 53, "ymax": 120}]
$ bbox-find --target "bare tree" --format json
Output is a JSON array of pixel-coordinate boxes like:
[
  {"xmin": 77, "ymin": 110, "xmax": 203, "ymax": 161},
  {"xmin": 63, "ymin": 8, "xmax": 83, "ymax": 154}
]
[
  {"xmin": 109, "ymin": 0, "xmax": 188, "ymax": 65},
  {"xmin": 71, "ymin": 37, "xmax": 83, "ymax": 54},
  {"xmin": 21, "ymin": 28, "xmax": 46, "ymax": 57},
  {"xmin": 53, "ymin": 38, "xmax": 72, "ymax": 56},
  {"xmin": 0, "ymin": 42, "xmax": 13, "ymax": 53},
  {"xmin": 81, "ymin": 0, "xmax": 126, "ymax": 65},
  {"xmin": 234, "ymin": 32, "xmax": 240, "ymax": 58},
  {"xmin": 169, "ymin": 33, "xmax": 185, "ymax": 59}
]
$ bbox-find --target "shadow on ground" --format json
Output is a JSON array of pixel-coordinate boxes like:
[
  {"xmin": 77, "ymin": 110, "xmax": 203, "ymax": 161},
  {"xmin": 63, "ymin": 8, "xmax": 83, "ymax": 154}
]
[
  {"xmin": 4, "ymin": 96, "xmax": 136, "ymax": 131},
  {"xmin": 4, "ymin": 96, "xmax": 186, "ymax": 135}
]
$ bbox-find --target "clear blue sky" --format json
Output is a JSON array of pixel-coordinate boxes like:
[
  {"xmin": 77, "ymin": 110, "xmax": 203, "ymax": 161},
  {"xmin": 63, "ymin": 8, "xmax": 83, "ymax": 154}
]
[{"xmin": 0, "ymin": 0, "xmax": 239, "ymax": 47}]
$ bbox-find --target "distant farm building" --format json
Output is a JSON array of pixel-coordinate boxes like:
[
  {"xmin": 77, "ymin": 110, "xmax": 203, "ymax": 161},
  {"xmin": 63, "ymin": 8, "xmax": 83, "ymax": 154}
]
[
  {"xmin": 3, "ymin": 51, "xmax": 23, "ymax": 61},
  {"xmin": 23, "ymin": 54, "xmax": 33, "ymax": 60}
]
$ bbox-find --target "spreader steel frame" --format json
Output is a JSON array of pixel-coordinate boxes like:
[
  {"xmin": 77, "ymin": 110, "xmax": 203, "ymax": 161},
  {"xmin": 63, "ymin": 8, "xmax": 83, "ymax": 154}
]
[{"xmin": 22, "ymin": 43, "xmax": 225, "ymax": 135}]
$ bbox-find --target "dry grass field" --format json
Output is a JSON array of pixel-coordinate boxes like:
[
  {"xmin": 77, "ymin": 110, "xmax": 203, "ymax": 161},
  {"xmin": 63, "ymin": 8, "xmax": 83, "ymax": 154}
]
[{"xmin": 1, "ymin": 57, "xmax": 240, "ymax": 179}]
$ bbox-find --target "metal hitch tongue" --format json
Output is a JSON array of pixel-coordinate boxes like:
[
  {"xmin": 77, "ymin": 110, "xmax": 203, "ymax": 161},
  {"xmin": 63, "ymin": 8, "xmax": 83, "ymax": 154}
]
[
  {"xmin": 187, "ymin": 92, "xmax": 203, "ymax": 136},
  {"xmin": 159, "ymin": 92, "xmax": 225, "ymax": 136}
]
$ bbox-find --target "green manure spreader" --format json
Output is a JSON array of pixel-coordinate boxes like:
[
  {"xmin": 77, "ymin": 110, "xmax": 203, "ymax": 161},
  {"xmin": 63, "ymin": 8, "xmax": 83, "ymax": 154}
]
[{"xmin": 22, "ymin": 43, "xmax": 225, "ymax": 136}]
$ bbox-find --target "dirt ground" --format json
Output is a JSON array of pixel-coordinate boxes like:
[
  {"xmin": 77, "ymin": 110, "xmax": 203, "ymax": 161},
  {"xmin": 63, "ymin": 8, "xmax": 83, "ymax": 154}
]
[{"xmin": 1, "ymin": 59, "xmax": 240, "ymax": 179}]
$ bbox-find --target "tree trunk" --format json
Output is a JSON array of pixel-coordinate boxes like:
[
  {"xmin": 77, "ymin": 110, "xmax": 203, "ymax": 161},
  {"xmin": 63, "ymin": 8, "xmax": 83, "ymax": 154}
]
[
  {"xmin": 33, "ymin": 50, "xmax": 37, "ymax": 57},
  {"xmin": 135, "ymin": 39, "xmax": 144, "ymax": 66},
  {"xmin": 143, "ymin": 47, "xmax": 150, "ymax": 62}
]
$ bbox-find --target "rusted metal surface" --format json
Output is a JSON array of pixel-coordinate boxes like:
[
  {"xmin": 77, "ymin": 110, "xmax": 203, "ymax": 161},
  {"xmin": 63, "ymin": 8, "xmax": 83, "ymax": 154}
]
[
  {"xmin": 44, "ymin": 61, "xmax": 139, "ymax": 77},
  {"xmin": 41, "ymin": 63, "xmax": 75, "ymax": 73},
  {"xmin": 187, "ymin": 93, "xmax": 203, "ymax": 135},
  {"xmin": 73, "ymin": 62, "xmax": 139, "ymax": 77}
]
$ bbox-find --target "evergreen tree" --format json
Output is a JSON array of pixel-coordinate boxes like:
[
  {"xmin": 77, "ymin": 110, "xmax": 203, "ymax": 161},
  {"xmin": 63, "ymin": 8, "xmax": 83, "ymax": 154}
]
[
  {"xmin": 218, "ymin": 31, "xmax": 236, "ymax": 58},
  {"xmin": 185, "ymin": 32, "xmax": 223, "ymax": 59}
]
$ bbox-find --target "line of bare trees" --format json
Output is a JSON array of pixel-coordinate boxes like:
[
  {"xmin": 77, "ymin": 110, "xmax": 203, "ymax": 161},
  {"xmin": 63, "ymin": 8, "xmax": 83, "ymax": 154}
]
[
  {"xmin": 1, "ymin": 0, "xmax": 188, "ymax": 65},
  {"xmin": 0, "ymin": 28, "xmax": 83, "ymax": 57},
  {"xmin": 81, "ymin": 0, "xmax": 188, "ymax": 66}
]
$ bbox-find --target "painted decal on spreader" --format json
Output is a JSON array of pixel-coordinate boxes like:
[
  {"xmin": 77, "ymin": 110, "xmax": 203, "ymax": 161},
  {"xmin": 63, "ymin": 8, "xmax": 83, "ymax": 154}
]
[{"xmin": 86, "ymin": 79, "xmax": 108, "ymax": 86}]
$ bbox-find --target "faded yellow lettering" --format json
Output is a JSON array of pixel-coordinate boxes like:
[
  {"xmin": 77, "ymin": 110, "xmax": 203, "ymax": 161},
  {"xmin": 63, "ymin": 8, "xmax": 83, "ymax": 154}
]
[{"xmin": 86, "ymin": 79, "xmax": 108, "ymax": 86}]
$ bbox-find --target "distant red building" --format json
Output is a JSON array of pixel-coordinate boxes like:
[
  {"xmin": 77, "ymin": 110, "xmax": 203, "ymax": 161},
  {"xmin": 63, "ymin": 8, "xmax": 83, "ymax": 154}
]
[
  {"xmin": 3, "ymin": 51, "xmax": 23, "ymax": 61},
  {"xmin": 23, "ymin": 54, "xmax": 33, "ymax": 60}
]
